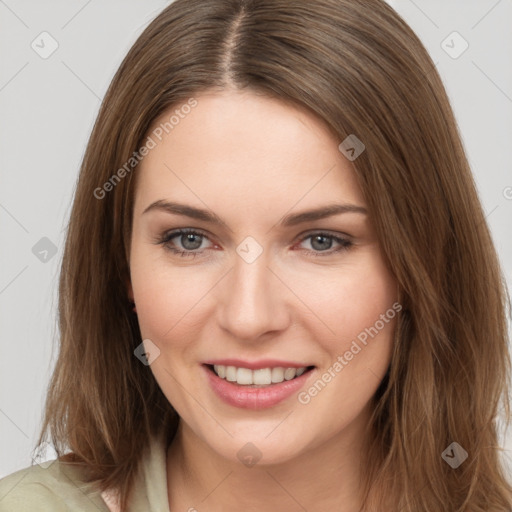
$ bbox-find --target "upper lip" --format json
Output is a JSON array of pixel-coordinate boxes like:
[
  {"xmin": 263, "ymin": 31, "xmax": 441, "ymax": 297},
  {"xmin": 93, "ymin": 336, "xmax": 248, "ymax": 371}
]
[{"xmin": 203, "ymin": 359, "xmax": 314, "ymax": 370}]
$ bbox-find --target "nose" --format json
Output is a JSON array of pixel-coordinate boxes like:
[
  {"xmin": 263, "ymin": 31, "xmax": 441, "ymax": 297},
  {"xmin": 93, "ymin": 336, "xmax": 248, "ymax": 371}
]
[{"xmin": 216, "ymin": 249, "xmax": 290, "ymax": 342}]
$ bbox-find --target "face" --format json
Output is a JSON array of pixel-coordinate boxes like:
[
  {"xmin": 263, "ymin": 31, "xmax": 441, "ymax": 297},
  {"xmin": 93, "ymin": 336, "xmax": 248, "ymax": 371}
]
[{"xmin": 128, "ymin": 89, "xmax": 398, "ymax": 465}]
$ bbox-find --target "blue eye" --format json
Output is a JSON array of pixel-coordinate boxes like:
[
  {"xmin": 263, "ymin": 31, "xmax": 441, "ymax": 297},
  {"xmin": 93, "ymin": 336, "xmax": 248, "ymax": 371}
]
[
  {"xmin": 157, "ymin": 228, "xmax": 211, "ymax": 258},
  {"xmin": 299, "ymin": 232, "xmax": 353, "ymax": 256},
  {"xmin": 155, "ymin": 228, "xmax": 353, "ymax": 258}
]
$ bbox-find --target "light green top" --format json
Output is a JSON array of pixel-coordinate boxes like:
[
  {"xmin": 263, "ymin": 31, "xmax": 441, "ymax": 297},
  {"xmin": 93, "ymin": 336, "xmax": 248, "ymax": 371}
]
[{"xmin": 0, "ymin": 431, "xmax": 171, "ymax": 512}]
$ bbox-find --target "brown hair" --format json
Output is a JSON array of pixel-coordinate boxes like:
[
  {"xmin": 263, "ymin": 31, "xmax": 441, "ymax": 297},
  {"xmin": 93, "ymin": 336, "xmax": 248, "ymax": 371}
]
[{"xmin": 36, "ymin": 0, "xmax": 512, "ymax": 510}]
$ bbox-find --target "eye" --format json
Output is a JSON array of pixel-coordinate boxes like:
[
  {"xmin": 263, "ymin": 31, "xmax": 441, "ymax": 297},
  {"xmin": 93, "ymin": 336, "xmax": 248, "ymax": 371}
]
[
  {"xmin": 154, "ymin": 229, "xmax": 353, "ymax": 258},
  {"xmin": 156, "ymin": 228, "xmax": 213, "ymax": 258},
  {"xmin": 295, "ymin": 232, "xmax": 353, "ymax": 257}
]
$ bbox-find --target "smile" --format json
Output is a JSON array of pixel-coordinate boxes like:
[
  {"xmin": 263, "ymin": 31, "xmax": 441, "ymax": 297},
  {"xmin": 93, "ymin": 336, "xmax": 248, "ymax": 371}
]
[{"xmin": 202, "ymin": 364, "xmax": 316, "ymax": 409}]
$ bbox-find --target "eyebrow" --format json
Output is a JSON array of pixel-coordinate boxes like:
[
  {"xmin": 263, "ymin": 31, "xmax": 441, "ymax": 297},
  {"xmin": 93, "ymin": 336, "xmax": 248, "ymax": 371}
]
[{"xmin": 142, "ymin": 200, "xmax": 367, "ymax": 227}]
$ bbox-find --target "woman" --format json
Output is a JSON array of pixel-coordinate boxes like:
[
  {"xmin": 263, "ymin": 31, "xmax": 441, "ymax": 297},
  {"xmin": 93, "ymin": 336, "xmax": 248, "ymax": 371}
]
[{"xmin": 1, "ymin": 0, "xmax": 511, "ymax": 510}]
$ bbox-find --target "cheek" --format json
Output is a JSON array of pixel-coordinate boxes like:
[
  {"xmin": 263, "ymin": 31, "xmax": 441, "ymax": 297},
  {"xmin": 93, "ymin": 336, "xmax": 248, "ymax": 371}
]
[
  {"xmin": 294, "ymin": 259, "xmax": 396, "ymax": 429},
  {"xmin": 129, "ymin": 248, "xmax": 216, "ymax": 349},
  {"xmin": 289, "ymin": 252, "xmax": 397, "ymax": 348}
]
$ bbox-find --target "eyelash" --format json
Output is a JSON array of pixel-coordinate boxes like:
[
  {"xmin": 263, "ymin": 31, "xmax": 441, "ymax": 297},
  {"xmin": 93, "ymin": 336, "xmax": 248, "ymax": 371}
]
[{"xmin": 155, "ymin": 228, "xmax": 353, "ymax": 259}]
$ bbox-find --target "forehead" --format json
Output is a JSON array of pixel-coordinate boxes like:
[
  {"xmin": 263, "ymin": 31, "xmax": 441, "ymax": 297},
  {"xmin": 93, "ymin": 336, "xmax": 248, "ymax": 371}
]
[{"xmin": 134, "ymin": 90, "xmax": 366, "ymax": 219}]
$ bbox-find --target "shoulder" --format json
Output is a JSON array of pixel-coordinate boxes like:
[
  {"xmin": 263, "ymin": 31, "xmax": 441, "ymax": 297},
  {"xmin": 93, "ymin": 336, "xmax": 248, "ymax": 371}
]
[{"xmin": 0, "ymin": 459, "xmax": 109, "ymax": 512}]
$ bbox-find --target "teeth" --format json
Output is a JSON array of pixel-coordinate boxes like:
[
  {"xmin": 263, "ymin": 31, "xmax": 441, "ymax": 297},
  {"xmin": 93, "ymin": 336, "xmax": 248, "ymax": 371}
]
[
  {"xmin": 237, "ymin": 367, "xmax": 253, "ymax": 385},
  {"xmin": 225, "ymin": 366, "xmax": 237, "ymax": 382},
  {"xmin": 284, "ymin": 368, "xmax": 296, "ymax": 380},
  {"xmin": 214, "ymin": 364, "xmax": 226, "ymax": 378},
  {"xmin": 253, "ymin": 368, "xmax": 272, "ymax": 385},
  {"xmin": 271, "ymin": 367, "xmax": 284, "ymax": 383},
  {"xmin": 212, "ymin": 365, "xmax": 309, "ymax": 386}
]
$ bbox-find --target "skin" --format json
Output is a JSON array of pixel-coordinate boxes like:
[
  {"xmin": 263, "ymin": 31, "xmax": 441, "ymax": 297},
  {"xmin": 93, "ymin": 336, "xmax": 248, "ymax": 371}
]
[{"xmin": 127, "ymin": 88, "xmax": 398, "ymax": 511}]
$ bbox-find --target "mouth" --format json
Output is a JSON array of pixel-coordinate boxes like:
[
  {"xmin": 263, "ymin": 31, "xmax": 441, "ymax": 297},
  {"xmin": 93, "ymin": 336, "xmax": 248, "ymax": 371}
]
[
  {"xmin": 204, "ymin": 363, "xmax": 316, "ymax": 387},
  {"xmin": 202, "ymin": 359, "xmax": 317, "ymax": 409}
]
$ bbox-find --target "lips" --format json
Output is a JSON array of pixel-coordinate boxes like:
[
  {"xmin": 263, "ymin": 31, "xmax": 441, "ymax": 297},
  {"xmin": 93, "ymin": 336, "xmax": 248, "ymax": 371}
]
[{"xmin": 202, "ymin": 362, "xmax": 316, "ymax": 409}]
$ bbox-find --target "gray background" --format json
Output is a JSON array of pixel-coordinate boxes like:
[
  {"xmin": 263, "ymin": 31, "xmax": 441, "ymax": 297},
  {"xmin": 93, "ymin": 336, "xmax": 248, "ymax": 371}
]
[{"xmin": 1, "ymin": 0, "xmax": 511, "ymax": 478}]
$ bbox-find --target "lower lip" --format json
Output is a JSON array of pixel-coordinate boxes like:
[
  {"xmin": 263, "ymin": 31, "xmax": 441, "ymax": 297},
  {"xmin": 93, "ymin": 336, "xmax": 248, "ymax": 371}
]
[{"xmin": 203, "ymin": 365, "xmax": 314, "ymax": 410}]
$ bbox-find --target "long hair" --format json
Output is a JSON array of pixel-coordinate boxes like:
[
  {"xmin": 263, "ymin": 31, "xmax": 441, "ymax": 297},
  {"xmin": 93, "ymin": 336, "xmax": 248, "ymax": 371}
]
[{"xmin": 36, "ymin": 0, "xmax": 512, "ymax": 510}]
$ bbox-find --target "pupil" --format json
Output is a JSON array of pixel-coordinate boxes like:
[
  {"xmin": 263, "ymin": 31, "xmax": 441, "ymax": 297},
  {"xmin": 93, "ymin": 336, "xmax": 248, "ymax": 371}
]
[
  {"xmin": 183, "ymin": 233, "xmax": 202, "ymax": 250},
  {"xmin": 311, "ymin": 235, "xmax": 331, "ymax": 251}
]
